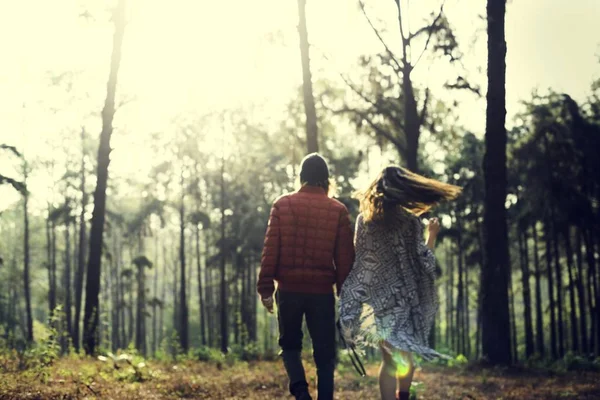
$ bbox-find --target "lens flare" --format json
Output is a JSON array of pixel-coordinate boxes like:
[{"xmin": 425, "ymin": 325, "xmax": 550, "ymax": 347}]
[{"xmin": 393, "ymin": 352, "xmax": 411, "ymax": 377}]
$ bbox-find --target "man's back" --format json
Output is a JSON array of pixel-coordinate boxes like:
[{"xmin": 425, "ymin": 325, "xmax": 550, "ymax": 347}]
[{"xmin": 257, "ymin": 185, "xmax": 355, "ymax": 298}]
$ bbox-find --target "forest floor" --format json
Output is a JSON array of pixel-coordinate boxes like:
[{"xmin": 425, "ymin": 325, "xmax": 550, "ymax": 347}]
[{"xmin": 1, "ymin": 357, "xmax": 600, "ymax": 400}]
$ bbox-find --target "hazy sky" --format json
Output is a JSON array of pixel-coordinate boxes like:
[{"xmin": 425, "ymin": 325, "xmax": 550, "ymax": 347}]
[{"xmin": 0, "ymin": 0, "xmax": 598, "ymax": 211}]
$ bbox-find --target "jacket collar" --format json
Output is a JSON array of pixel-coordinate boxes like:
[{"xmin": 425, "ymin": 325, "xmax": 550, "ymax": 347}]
[{"xmin": 298, "ymin": 185, "xmax": 327, "ymax": 195}]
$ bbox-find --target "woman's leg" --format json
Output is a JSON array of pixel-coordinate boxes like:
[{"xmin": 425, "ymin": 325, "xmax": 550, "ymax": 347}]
[
  {"xmin": 396, "ymin": 351, "xmax": 414, "ymax": 400},
  {"xmin": 379, "ymin": 342, "xmax": 397, "ymax": 400}
]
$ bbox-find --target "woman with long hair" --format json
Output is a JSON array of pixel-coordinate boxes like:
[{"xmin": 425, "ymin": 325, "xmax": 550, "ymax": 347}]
[{"xmin": 339, "ymin": 166, "xmax": 460, "ymax": 400}]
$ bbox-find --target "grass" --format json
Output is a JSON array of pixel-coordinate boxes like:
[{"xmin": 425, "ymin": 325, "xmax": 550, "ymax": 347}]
[{"xmin": 1, "ymin": 356, "xmax": 600, "ymax": 399}]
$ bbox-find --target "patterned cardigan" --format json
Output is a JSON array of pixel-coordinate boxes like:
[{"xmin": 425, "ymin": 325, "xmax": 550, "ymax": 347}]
[{"xmin": 339, "ymin": 211, "xmax": 446, "ymax": 360}]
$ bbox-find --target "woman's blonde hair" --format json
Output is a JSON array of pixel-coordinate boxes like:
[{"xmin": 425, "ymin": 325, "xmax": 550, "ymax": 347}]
[{"xmin": 356, "ymin": 166, "xmax": 461, "ymax": 223}]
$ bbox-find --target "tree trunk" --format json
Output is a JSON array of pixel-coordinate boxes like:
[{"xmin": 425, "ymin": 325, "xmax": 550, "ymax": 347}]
[
  {"xmin": 65, "ymin": 216, "xmax": 73, "ymax": 339},
  {"xmin": 401, "ymin": 67, "xmax": 420, "ymax": 172},
  {"xmin": 508, "ymin": 272, "xmax": 518, "ymax": 362},
  {"xmin": 532, "ymin": 222, "xmax": 545, "ymax": 356},
  {"xmin": 545, "ymin": 224, "xmax": 558, "ymax": 359},
  {"xmin": 464, "ymin": 248, "xmax": 471, "ymax": 358},
  {"xmin": 173, "ymin": 255, "xmax": 178, "ymax": 341},
  {"xmin": 135, "ymin": 264, "xmax": 146, "ymax": 355},
  {"xmin": 74, "ymin": 128, "xmax": 87, "ymax": 352},
  {"xmin": 158, "ymin": 245, "xmax": 167, "ymax": 350},
  {"xmin": 220, "ymin": 154, "xmax": 228, "ymax": 353},
  {"xmin": 250, "ymin": 256, "xmax": 258, "ymax": 342},
  {"xmin": 296, "ymin": 0, "xmax": 319, "ymax": 154},
  {"xmin": 204, "ymin": 227, "xmax": 213, "ymax": 347},
  {"xmin": 481, "ymin": 0, "xmax": 511, "ymax": 365},
  {"xmin": 110, "ymin": 231, "xmax": 120, "ymax": 351},
  {"xmin": 83, "ymin": 0, "xmax": 126, "ymax": 355},
  {"xmin": 456, "ymin": 233, "xmax": 465, "ymax": 355},
  {"xmin": 128, "ymin": 278, "xmax": 134, "ymax": 345},
  {"xmin": 152, "ymin": 240, "xmax": 159, "ymax": 355},
  {"xmin": 575, "ymin": 229, "xmax": 588, "ymax": 354},
  {"xmin": 519, "ymin": 226, "xmax": 534, "ymax": 358},
  {"xmin": 178, "ymin": 170, "xmax": 188, "ymax": 353},
  {"xmin": 583, "ymin": 229, "xmax": 598, "ymax": 354},
  {"xmin": 23, "ymin": 168, "xmax": 33, "ymax": 343},
  {"xmin": 393, "ymin": 0, "xmax": 421, "ymax": 172},
  {"xmin": 448, "ymin": 242, "xmax": 455, "ymax": 351},
  {"xmin": 551, "ymin": 218, "xmax": 565, "ymax": 358},
  {"xmin": 564, "ymin": 228, "xmax": 579, "ymax": 353},
  {"xmin": 196, "ymin": 225, "xmax": 206, "ymax": 346}
]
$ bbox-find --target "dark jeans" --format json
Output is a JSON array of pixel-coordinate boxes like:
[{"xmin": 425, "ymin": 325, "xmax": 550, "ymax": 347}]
[{"xmin": 276, "ymin": 290, "xmax": 336, "ymax": 400}]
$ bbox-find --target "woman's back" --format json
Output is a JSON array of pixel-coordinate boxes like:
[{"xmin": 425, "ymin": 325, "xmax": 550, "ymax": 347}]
[{"xmin": 340, "ymin": 211, "xmax": 440, "ymax": 359}]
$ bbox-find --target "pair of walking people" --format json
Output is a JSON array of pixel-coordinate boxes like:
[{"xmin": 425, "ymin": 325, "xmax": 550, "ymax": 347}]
[{"xmin": 257, "ymin": 153, "xmax": 460, "ymax": 400}]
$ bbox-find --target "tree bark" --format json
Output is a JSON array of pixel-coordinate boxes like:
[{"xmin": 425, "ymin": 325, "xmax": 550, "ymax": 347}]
[
  {"xmin": 481, "ymin": 0, "xmax": 511, "ymax": 365},
  {"xmin": 196, "ymin": 224, "xmax": 206, "ymax": 346},
  {"xmin": 551, "ymin": 218, "xmax": 565, "ymax": 358},
  {"xmin": 74, "ymin": 128, "xmax": 87, "ymax": 352},
  {"xmin": 152, "ymin": 239, "xmax": 159, "ymax": 355},
  {"xmin": 220, "ymin": 153, "xmax": 228, "ymax": 353},
  {"xmin": 135, "ymin": 264, "xmax": 146, "ymax": 355},
  {"xmin": 508, "ymin": 272, "xmax": 518, "ymax": 362},
  {"xmin": 297, "ymin": 0, "xmax": 319, "ymax": 154},
  {"xmin": 110, "ymin": 231, "xmax": 120, "ymax": 351},
  {"xmin": 519, "ymin": 226, "xmax": 534, "ymax": 358},
  {"xmin": 65, "ymin": 215, "xmax": 73, "ymax": 339},
  {"xmin": 83, "ymin": 0, "xmax": 126, "ymax": 355},
  {"xmin": 575, "ymin": 229, "xmax": 588, "ymax": 354},
  {"xmin": 564, "ymin": 228, "xmax": 579, "ymax": 353},
  {"xmin": 545, "ymin": 224, "xmax": 558, "ymax": 359},
  {"xmin": 532, "ymin": 222, "xmax": 545, "ymax": 356},
  {"xmin": 178, "ymin": 170, "xmax": 188, "ymax": 353},
  {"xmin": 22, "ymin": 166, "xmax": 33, "ymax": 343},
  {"xmin": 456, "ymin": 230, "xmax": 465, "ymax": 355}
]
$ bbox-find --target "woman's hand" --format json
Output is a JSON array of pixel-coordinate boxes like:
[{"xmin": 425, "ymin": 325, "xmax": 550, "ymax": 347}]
[
  {"xmin": 428, "ymin": 217, "xmax": 440, "ymax": 238},
  {"xmin": 426, "ymin": 217, "xmax": 440, "ymax": 250}
]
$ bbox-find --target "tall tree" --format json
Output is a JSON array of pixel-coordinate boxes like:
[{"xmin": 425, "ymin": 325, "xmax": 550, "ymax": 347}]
[
  {"xmin": 481, "ymin": 0, "xmax": 511, "ymax": 364},
  {"xmin": 22, "ymin": 161, "xmax": 33, "ymax": 342},
  {"xmin": 74, "ymin": 128, "xmax": 87, "ymax": 351},
  {"xmin": 297, "ymin": 0, "xmax": 319, "ymax": 153},
  {"xmin": 178, "ymin": 169, "xmax": 189, "ymax": 352},
  {"xmin": 133, "ymin": 256, "xmax": 152, "ymax": 356},
  {"xmin": 83, "ymin": 0, "xmax": 127, "ymax": 355},
  {"xmin": 220, "ymin": 150, "xmax": 228, "ymax": 353},
  {"xmin": 532, "ymin": 223, "xmax": 545, "ymax": 356},
  {"xmin": 518, "ymin": 223, "xmax": 534, "ymax": 358},
  {"xmin": 330, "ymin": 1, "xmax": 463, "ymax": 172}
]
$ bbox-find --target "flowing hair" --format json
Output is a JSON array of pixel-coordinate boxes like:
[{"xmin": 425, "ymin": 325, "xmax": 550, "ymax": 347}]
[{"xmin": 356, "ymin": 166, "xmax": 461, "ymax": 223}]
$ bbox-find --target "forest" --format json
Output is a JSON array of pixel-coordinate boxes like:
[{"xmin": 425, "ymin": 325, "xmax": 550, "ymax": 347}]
[{"xmin": 1, "ymin": 0, "xmax": 600, "ymax": 399}]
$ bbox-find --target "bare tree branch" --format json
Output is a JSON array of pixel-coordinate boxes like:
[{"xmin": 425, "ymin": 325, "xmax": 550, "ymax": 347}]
[
  {"xmin": 336, "ymin": 71, "xmax": 405, "ymax": 132},
  {"xmin": 412, "ymin": 3, "xmax": 446, "ymax": 68},
  {"xmin": 358, "ymin": 1, "xmax": 403, "ymax": 74},
  {"xmin": 0, "ymin": 144, "xmax": 22, "ymax": 158},
  {"xmin": 444, "ymin": 76, "xmax": 482, "ymax": 97},
  {"xmin": 327, "ymin": 105, "xmax": 406, "ymax": 153}
]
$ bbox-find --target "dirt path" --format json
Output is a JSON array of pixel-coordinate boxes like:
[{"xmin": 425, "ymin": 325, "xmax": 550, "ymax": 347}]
[{"xmin": 1, "ymin": 359, "xmax": 599, "ymax": 399}]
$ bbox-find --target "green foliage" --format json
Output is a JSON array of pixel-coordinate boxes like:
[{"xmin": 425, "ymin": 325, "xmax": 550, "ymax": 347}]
[{"xmin": 98, "ymin": 351, "xmax": 152, "ymax": 382}]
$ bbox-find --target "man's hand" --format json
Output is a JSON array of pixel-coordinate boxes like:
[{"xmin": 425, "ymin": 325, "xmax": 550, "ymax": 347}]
[{"xmin": 261, "ymin": 296, "xmax": 274, "ymax": 314}]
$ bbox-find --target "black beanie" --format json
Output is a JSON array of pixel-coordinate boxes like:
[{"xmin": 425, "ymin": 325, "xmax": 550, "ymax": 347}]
[{"xmin": 299, "ymin": 153, "xmax": 329, "ymax": 185}]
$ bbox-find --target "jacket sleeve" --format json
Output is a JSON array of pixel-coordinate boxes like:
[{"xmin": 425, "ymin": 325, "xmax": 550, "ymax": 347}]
[
  {"xmin": 334, "ymin": 206, "xmax": 355, "ymax": 295},
  {"xmin": 257, "ymin": 201, "xmax": 280, "ymax": 299}
]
